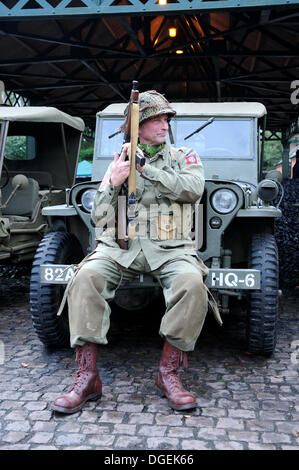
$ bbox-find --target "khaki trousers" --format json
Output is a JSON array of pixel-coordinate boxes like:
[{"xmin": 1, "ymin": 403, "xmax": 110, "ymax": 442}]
[{"xmin": 67, "ymin": 251, "xmax": 209, "ymax": 352}]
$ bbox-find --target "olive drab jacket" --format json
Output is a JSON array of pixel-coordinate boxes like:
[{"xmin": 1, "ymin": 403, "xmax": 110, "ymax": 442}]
[{"xmin": 91, "ymin": 144, "xmax": 205, "ymax": 271}]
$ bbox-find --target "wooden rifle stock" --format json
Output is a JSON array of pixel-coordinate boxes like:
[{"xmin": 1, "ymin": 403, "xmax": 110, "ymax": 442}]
[{"xmin": 117, "ymin": 81, "xmax": 143, "ymax": 250}]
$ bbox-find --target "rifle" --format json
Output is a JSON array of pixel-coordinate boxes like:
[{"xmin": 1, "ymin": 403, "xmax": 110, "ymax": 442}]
[{"xmin": 117, "ymin": 80, "xmax": 145, "ymax": 250}]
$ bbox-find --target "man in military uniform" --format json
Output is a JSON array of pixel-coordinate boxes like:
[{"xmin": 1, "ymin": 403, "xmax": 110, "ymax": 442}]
[{"xmin": 52, "ymin": 90, "xmax": 218, "ymax": 414}]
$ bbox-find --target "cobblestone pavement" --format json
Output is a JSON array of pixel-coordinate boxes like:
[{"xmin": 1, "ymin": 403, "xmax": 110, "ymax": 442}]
[{"xmin": 0, "ymin": 275, "xmax": 298, "ymax": 451}]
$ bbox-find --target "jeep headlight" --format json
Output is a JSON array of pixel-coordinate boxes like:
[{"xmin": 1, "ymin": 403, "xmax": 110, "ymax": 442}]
[
  {"xmin": 81, "ymin": 189, "xmax": 96, "ymax": 212},
  {"xmin": 211, "ymin": 189, "xmax": 238, "ymax": 214}
]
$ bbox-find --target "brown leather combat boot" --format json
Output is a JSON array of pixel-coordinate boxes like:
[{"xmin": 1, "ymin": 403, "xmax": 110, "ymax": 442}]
[
  {"xmin": 155, "ymin": 341, "xmax": 197, "ymax": 411},
  {"xmin": 52, "ymin": 342, "xmax": 102, "ymax": 414}
]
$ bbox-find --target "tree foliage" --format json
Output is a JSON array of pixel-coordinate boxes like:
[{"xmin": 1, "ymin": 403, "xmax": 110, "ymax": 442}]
[
  {"xmin": 79, "ymin": 129, "xmax": 94, "ymax": 162},
  {"xmin": 5, "ymin": 136, "xmax": 28, "ymax": 160},
  {"xmin": 263, "ymin": 131, "xmax": 283, "ymax": 171}
]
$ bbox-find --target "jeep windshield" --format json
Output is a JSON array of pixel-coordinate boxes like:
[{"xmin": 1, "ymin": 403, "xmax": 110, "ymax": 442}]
[
  {"xmin": 177, "ymin": 118, "xmax": 253, "ymax": 159},
  {"xmin": 97, "ymin": 118, "xmax": 253, "ymax": 160},
  {"xmin": 96, "ymin": 119, "xmax": 124, "ymax": 158}
]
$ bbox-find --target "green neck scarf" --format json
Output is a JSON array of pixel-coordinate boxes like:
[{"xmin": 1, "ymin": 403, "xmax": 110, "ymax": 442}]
[{"xmin": 138, "ymin": 142, "xmax": 166, "ymax": 158}]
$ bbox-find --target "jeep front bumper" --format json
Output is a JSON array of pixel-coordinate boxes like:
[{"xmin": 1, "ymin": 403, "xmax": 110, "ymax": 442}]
[{"xmin": 40, "ymin": 264, "xmax": 260, "ymax": 290}]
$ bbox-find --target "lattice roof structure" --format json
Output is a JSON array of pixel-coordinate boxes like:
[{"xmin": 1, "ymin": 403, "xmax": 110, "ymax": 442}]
[{"xmin": 0, "ymin": 0, "xmax": 298, "ymax": 136}]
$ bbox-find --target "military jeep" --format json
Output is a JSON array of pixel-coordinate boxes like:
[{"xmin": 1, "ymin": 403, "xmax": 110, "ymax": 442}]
[
  {"xmin": 0, "ymin": 106, "xmax": 84, "ymax": 268},
  {"xmin": 31, "ymin": 102, "xmax": 282, "ymax": 355}
]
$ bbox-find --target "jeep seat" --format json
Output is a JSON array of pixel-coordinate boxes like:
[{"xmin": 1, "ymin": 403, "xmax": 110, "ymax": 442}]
[
  {"xmin": 1, "ymin": 177, "xmax": 40, "ymax": 220},
  {"xmin": 7, "ymin": 171, "xmax": 53, "ymax": 189}
]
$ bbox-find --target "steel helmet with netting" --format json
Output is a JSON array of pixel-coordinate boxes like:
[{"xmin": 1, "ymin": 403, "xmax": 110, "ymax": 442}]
[
  {"xmin": 122, "ymin": 90, "xmax": 176, "ymax": 126},
  {"xmin": 138, "ymin": 90, "xmax": 176, "ymax": 124}
]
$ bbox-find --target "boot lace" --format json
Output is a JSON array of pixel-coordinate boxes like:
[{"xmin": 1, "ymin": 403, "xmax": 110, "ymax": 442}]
[
  {"xmin": 164, "ymin": 349, "xmax": 188, "ymax": 393},
  {"xmin": 68, "ymin": 347, "xmax": 92, "ymax": 393}
]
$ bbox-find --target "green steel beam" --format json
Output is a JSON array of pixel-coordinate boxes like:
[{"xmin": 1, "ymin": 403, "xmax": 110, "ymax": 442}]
[{"xmin": 1, "ymin": 0, "xmax": 299, "ymax": 19}]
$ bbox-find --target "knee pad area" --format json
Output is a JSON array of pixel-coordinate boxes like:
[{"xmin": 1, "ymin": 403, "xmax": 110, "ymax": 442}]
[
  {"xmin": 172, "ymin": 273, "xmax": 204, "ymax": 295},
  {"xmin": 70, "ymin": 268, "xmax": 106, "ymax": 294}
]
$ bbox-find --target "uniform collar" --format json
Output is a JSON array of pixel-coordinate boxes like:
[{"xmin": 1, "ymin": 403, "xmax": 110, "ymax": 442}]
[
  {"xmin": 151, "ymin": 143, "xmax": 171, "ymax": 162},
  {"xmin": 141, "ymin": 143, "xmax": 171, "ymax": 163}
]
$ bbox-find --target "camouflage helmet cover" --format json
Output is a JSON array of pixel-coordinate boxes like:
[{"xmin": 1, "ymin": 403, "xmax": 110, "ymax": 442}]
[
  {"xmin": 138, "ymin": 90, "xmax": 176, "ymax": 124},
  {"xmin": 120, "ymin": 90, "xmax": 176, "ymax": 133}
]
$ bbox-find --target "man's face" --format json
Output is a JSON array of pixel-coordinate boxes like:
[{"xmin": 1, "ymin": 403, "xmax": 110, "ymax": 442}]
[{"xmin": 139, "ymin": 114, "xmax": 169, "ymax": 146}]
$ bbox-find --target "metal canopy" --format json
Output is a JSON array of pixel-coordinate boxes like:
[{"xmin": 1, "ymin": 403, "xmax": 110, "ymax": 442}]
[
  {"xmin": 0, "ymin": 1, "xmax": 298, "ymax": 133},
  {"xmin": 1, "ymin": 1, "xmax": 299, "ymax": 17}
]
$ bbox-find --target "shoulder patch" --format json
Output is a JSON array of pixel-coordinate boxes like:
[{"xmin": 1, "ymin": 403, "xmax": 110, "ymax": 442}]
[{"xmin": 185, "ymin": 154, "xmax": 198, "ymax": 165}]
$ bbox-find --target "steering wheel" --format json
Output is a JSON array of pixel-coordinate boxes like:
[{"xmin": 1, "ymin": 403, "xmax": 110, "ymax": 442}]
[{"xmin": 0, "ymin": 163, "xmax": 9, "ymax": 189}]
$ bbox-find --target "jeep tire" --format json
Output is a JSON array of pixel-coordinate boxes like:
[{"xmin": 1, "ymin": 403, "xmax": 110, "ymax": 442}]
[
  {"xmin": 30, "ymin": 231, "xmax": 84, "ymax": 348},
  {"xmin": 247, "ymin": 233, "xmax": 279, "ymax": 355}
]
